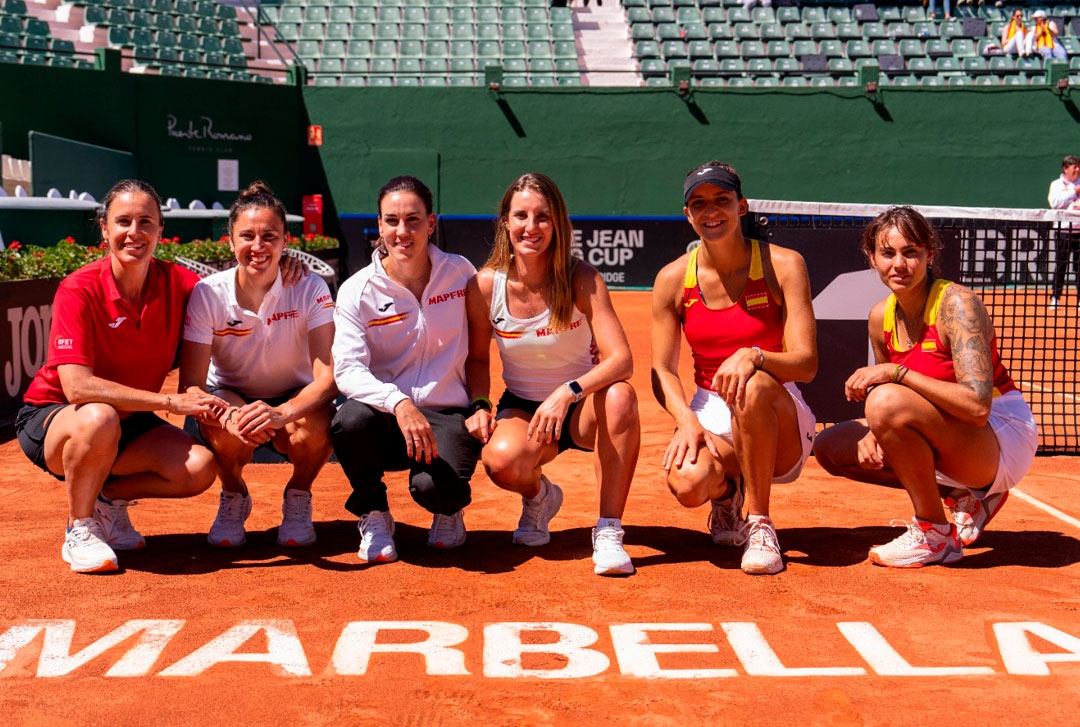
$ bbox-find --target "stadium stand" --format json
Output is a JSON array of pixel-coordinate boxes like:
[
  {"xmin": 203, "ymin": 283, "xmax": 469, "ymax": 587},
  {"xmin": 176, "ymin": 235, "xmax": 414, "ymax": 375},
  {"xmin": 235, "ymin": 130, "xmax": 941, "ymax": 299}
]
[{"xmin": 2, "ymin": 1, "xmax": 1079, "ymax": 88}]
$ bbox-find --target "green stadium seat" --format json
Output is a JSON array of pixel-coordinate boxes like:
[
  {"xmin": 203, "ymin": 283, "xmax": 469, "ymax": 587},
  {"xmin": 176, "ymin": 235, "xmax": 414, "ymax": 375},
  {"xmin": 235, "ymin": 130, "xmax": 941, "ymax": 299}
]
[
  {"xmin": 352, "ymin": 39, "xmax": 378, "ymax": 58},
  {"xmin": 475, "ymin": 39, "xmax": 499, "ymax": 59},
  {"xmin": 325, "ymin": 22, "xmax": 349, "ymax": 40},
  {"xmin": 912, "ymin": 21, "xmax": 937, "ymax": 38},
  {"xmin": 726, "ymin": 76, "xmax": 750, "ymax": 87},
  {"xmin": 872, "ymin": 40, "xmax": 898, "ymax": 56},
  {"xmin": 450, "ymin": 40, "xmax": 474, "ymax": 57},
  {"xmin": 947, "ymin": 74, "xmax": 971, "ymax": 85},
  {"xmin": 940, "ymin": 20, "xmax": 964, "ymax": 39},
  {"xmin": 301, "ymin": 24, "xmax": 326, "ymax": 41},
  {"xmin": 503, "ymin": 6, "xmax": 526, "ymax": 24},
  {"xmin": 476, "ymin": 7, "xmax": 498, "ymax": 24},
  {"xmin": 421, "ymin": 75, "xmax": 448, "ymax": 87},
  {"xmin": 345, "ymin": 57, "xmax": 368, "ymax": 74},
  {"xmin": 83, "ymin": 6, "xmax": 107, "ymax": 25},
  {"xmin": 313, "ymin": 75, "xmax": 338, "ymax": 87},
  {"xmin": 449, "ymin": 57, "xmax": 474, "ymax": 74},
  {"xmin": 353, "ymin": 7, "xmax": 376, "ymax": 24},
  {"xmin": 503, "ymin": 57, "xmax": 527, "ymax": 73},
  {"xmin": 477, "ymin": 23, "xmax": 499, "ymax": 41},
  {"xmin": 448, "ymin": 74, "xmax": 475, "ymax": 86},
  {"xmin": 351, "ymin": 24, "xmax": 374, "ymax": 41},
  {"xmin": 863, "ymin": 22, "xmax": 888, "ymax": 40},
  {"xmin": 158, "ymin": 46, "xmax": 179, "ymax": 62},
  {"xmin": 898, "ymin": 39, "xmax": 924, "ymax": 58},
  {"xmin": 836, "ymin": 23, "xmax": 861, "ymax": 41},
  {"xmin": 553, "ymin": 40, "xmax": 575, "ymax": 59},
  {"xmin": 635, "ymin": 39, "xmax": 660, "ymax": 58},
  {"xmin": 297, "ymin": 40, "xmax": 320, "ymax": 59},
  {"xmin": 819, "ymin": 39, "xmax": 843, "ymax": 58},
  {"xmin": 701, "ymin": 7, "xmax": 724, "ymax": 24},
  {"xmin": 828, "ymin": 57, "xmax": 853, "ymax": 72},
  {"xmin": 328, "ymin": 7, "xmax": 352, "ymax": 23},
  {"xmin": 963, "ymin": 56, "xmax": 988, "ymax": 74},
  {"xmin": 133, "ymin": 44, "xmax": 155, "ymax": 62},
  {"xmin": 714, "ymin": 39, "xmax": 738, "ymax": 58},
  {"xmin": 733, "ymin": 22, "xmax": 757, "ymax": 40},
  {"xmin": 727, "ymin": 7, "xmax": 750, "ymax": 24},
  {"xmin": 451, "ymin": 7, "xmax": 474, "ymax": 23},
  {"xmin": 377, "ymin": 6, "xmax": 401, "ymax": 24},
  {"xmin": 777, "ymin": 6, "xmax": 800, "ymax": 24},
  {"xmin": 719, "ymin": 57, "xmax": 744, "ymax": 72},
  {"xmin": 887, "ymin": 21, "xmax": 914, "ymax": 39},
  {"xmin": 781, "ymin": 76, "xmax": 807, "ymax": 86},
  {"xmin": 403, "ymin": 7, "xmax": 425, "ymax": 24},
  {"xmin": 925, "ymin": 38, "xmax": 949, "ymax": 57},
  {"xmin": 422, "ymin": 57, "xmax": 447, "ymax": 73},
  {"xmin": 179, "ymin": 48, "xmax": 201, "ymax": 65},
  {"xmin": 975, "ymin": 74, "xmax": 998, "ymax": 86},
  {"xmin": 754, "ymin": 75, "xmax": 778, "ymax": 86},
  {"xmin": 398, "ymin": 57, "xmax": 421, "ymax": 74},
  {"xmin": 174, "ymin": 0, "xmax": 194, "ymax": 13},
  {"xmin": 785, "ymin": 23, "xmax": 810, "ymax": 40},
  {"xmin": 801, "ymin": 7, "xmax": 825, "ymax": 24},
  {"xmin": 792, "ymin": 39, "xmax": 816, "ymax": 57},
  {"xmin": 989, "ymin": 56, "xmax": 1014, "ymax": 72},
  {"xmin": 132, "ymin": 28, "xmax": 153, "ymax": 47},
  {"xmin": 427, "ymin": 6, "xmax": 450, "ymax": 24},
  {"xmin": 760, "ymin": 22, "xmax": 783, "ymax": 40},
  {"xmin": 934, "ymin": 56, "xmax": 961, "ymax": 73},
  {"xmin": 951, "ymin": 38, "xmax": 976, "ymax": 58},
  {"xmin": 878, "ymin": 6, "xmax": 902, "ymax": 22},
  {"xmin": 550, "ymin": 7, "xmax": 571, "ymax": 24},
  {"xmin": 688, "ymin": 40, "xmax": 711, "ymax": 58},
  {"xmin": 903, "ymin": 7, "xmax": 927, "ymax": 23},
  {"xmin": 676, "ymin": 6, "xmax": 700, "ymax": 24},
  {"xmin": 528, "ymin": 57, "xmax": 554, "ymax": 73},
  {"xmin": 153, "ymin": 13, "xmax": 175, "ymax": 32},
  {"xmin": 810, "ymin": 22, "xmax": 836, "ymax": 40},
  {"xmin": 374, "ymin": 39, "xmax": 397, "ymax": 57},
  {"xmin": 201, "ymin": 35, "xmax": 221, "ymax": 53},
  {"xmin": 526, "ymin": 40, "xmax": 551, "ymax": 59},
  {"xmin": 808, "ymin": 75, "xmax": 832, "ymax": 86},
  {"xmin": 740, "ymin": 40, "xmax": 765, "ymax": 57},
  {"xmin": 632, "ymin": 24, "xmax": 656, "ymax": 42},
  {"xmin": 827, "ymin": 7, "xmax": 851, "ymax": 24},
  {"xmin": 370, "ymin": 57, "xmax": 394, "ymax": 75},
  {"xmin": 890, "ymin": 74, "xmax": 918, "ymax": 86},
  {"xmin": 845, "ymin": 40, "xmax": 871, "ymax": 58},
  {"xmin": 1016, "ymin": 56, "xmax": 1042, "ymax": 72},
  {"xmin": 279, "ymin": 6, "xmax": 303, "ymax": 24},
  {"xmin": 751, "ymin": 6, "xmax": 775, "ymax": 24},
  {"xmin": 375, "ymin": 23, "xmax": 400, "ymax": 40},
  {"xmin": 451, "ymin": 22, "xmax": 475, "ymax": 41},
  {"xmin": 555, "ymin": 57, "xmax": 578, "ymax": 73},
  {"xmin": 765, "ymin": 39, "xmax": 789, "ymax": 58},
  {"xmin": 197, "ymin": 17, "xmax": 218, "ymax": 36},
  {"xmin": 708, "ymin": 23, "xmax": 733, "ymax": 41},
  {"xmin": 323, "ymin": 39, "xmax": 346, "ymax": 58},
  {"xmin": 661, "ymin": 40, "xmax": 687, "ymax": 59},
  {"xmin": 693, "ymin": 57, "xmax": 719, "ymax": 74},
  {"xmin": 108, "ymin": 27, "xmax": 131, "ymax": 46},
  {"xmin": 773, "ymin": 56, "xmax": 797, "ymax": 73},
  {"xmin": 640, "ymin": 57, "xmax": 666, "ymax": 76},
  {"xmin": 227, "ymin": 52, "xmax": 246, "ymax": 68},
  {"xmin": 367, "ymin": 76, "xmax": 392, "ymax": 87},
  {"xmin": 657, "ymin": 23, "xmax": 682, "ymax": 42},
  {"xmin": 425, "ymin": 40, "xmax": 449, "ymax": 58},
  {"xmin": 398, "ymin": 38, "xmax": 421, "ymax": 57}
]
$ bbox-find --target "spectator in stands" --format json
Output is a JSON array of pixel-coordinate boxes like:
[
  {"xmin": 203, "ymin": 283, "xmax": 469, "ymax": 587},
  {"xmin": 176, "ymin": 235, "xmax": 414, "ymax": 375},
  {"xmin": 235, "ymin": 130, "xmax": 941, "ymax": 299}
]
[
  {"xmin": 742, "ymin": 0, "xmax": 771, "ymax": 11},
  {"xmin": 1048, "ymin": 154, "xmax": 1080, "ymax": 310},
  {"xmin": 331, "ymin": 175, "xmax": 483, "ymax": 564},
  {"xmin": 1000, "ymin": 9, "xmax": 1028, "ymax": 57},
  {"xmin": 928, "ymin": 0, "xmax": 951, "ymax": 21},
  {"xmin": 15, "ymin": 179, "xmax": 226, "ymax": 574},
  {"xmin": 813, "ymin": 206, "xmax": 1037, "ymax": 568},
  {"xmin": 1025, "ymin": 10, "xmax": 1066, "ymax": 60},
  {"xmin": 650, "ymin": 162, "xmax": 818, "ymax": 576},
  {"xmin": 179, "ymin": 181, "xmax": 337, "ymax": 549},
  {"xmin": 465, "ymin": 172, "xmax": 639, "ymax": 576}
]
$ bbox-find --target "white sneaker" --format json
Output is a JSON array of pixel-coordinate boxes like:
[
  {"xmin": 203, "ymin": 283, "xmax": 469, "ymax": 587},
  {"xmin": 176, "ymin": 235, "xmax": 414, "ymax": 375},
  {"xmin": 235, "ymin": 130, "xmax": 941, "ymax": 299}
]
[
  {"xmin": 62, "ymin": 518, "xmax": 118, "ymax": 573},
  {"xmin": 869, "ymin": 518, "xmax": 963, "ymax": 568},
  {"xmin": 737, "ymin": 517, "xmax": 785, "ymax": 575},
  {"xmin": 512, "ymin": 475, "xmax": 564, "ymax": 546},
  {"xmin": 358, "ymin": 510, "xmax": 397, "ymax": 563},
  {"xmin": 592, "ymin": 518, "xmax": 634, "ymax": 576},
  {"xmin": 428, "ymin": 510, "xmax": 466, "ymax": 549},
  {"xmin": 708, "ymin": 476, "xmax": 746, "ymax": 546},
  {"xmin": 1049, "ymin": 297, "xmax": 1059, "ymax": 311},
  {"xmin": 278, "ymin": 489, "xmax": 316, "ymax": 547},
  {"xmin": 207, "ymin": 491, "xmax": 252, "ymax": 547},
  {"xmin": 94, "ymin": 496, "xmax": 145, "ymax": 550},
  {"xmin": 944, "ymin": 489, "xmax": 1009, "ymax": 547}
]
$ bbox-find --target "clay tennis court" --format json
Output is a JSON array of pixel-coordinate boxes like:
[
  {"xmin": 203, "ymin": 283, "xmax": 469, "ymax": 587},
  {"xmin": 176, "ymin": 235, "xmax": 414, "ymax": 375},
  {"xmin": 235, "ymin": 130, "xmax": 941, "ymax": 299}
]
[{"xmin": 2, "ymin": 291, "xmax": 1079, "ymax": 726}]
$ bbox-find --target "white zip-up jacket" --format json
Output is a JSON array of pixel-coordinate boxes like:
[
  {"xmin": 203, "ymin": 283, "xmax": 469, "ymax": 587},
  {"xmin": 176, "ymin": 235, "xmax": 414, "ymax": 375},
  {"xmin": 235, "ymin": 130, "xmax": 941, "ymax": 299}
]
[{"xmin": 333, "ymin": 245, "xmax": 476, "ymax": 413}]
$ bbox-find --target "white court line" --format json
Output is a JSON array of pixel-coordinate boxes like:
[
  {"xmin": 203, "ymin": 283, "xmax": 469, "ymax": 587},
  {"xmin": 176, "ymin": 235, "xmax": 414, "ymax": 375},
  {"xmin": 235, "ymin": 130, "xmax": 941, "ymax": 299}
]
[
  {"xmin": 1012, "ymin": 488, "xmax": 1080, "ymax": 531},
  {"xmin": 1016, "ymin": 380, "xmax": 1080, "ymax": 404}
]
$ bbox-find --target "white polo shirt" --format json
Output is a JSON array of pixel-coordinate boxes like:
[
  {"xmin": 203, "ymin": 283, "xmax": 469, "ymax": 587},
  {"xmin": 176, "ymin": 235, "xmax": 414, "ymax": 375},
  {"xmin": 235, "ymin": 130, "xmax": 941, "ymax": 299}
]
[{"xmin": 184, "ymin": 268, "xmax": 335, "ymax": 400}]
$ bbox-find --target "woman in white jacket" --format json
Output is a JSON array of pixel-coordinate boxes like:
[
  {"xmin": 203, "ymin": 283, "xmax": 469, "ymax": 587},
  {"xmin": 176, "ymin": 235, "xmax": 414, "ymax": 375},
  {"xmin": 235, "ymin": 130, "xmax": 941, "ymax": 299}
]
[{"xmin": 331, "ymin": 175, "xmax": 485, "ymax": 564}]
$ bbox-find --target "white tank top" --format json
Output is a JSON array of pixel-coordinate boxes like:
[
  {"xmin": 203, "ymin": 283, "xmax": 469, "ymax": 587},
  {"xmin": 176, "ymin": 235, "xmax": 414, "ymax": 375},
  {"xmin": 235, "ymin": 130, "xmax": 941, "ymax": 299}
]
[{"xmin": 490, "ymin": 267, "xmax": 597, "ymax": 401}]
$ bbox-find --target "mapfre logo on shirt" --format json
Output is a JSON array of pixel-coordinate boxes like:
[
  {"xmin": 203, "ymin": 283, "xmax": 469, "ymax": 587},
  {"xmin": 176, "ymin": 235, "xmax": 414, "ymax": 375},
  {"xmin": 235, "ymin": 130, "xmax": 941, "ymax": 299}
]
[
  {"xmin": 267, "ymin": 310, "xmax": 299, "ymax": 326},
  {"xmin": 55, "ymin": 337, "xmax": 74, "ymax": 350}
]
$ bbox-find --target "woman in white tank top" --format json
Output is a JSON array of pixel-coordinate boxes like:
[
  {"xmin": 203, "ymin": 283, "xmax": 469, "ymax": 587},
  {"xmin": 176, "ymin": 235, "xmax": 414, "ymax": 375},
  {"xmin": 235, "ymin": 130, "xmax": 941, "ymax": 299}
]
[{"xmin": 465, "ymin": 173, "xmax": 640, "ymax": 576}]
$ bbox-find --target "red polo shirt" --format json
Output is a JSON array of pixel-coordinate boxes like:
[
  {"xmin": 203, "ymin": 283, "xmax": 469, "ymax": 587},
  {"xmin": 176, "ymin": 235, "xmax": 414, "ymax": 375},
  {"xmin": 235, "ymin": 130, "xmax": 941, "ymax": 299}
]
[{"xmin": 24, "ymin": 257, "xmax": 200, "ymax": 406}]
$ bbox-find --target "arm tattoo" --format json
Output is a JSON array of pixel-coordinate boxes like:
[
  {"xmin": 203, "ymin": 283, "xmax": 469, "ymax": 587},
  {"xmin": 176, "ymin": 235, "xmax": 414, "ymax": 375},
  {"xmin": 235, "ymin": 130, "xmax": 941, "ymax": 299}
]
[{"xmin": 939, "ymin": 287, "xmax": 993, "ymax": 401}]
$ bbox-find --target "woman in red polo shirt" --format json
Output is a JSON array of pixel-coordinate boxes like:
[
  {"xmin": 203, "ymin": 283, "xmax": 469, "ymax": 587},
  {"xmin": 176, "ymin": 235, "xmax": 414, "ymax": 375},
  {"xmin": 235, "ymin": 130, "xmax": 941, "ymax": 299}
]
[{"xmin": 16, "ymin": 180, "xmax": 228, "ymax": 574}]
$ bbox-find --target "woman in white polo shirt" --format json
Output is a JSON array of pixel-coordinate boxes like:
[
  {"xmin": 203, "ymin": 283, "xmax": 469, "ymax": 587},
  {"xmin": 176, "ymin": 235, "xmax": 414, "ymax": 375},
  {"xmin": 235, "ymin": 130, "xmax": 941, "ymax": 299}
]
[{"xmin": 179, "ymin": 181, "xmax": 337, "ymax": 548}]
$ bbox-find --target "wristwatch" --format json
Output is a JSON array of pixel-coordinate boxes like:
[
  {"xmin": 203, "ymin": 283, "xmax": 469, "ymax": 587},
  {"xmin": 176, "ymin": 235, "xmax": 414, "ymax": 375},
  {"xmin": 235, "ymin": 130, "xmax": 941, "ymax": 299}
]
[{"xmin": 565, "ymin": 380, "xmax": 584, "ymax": 402}]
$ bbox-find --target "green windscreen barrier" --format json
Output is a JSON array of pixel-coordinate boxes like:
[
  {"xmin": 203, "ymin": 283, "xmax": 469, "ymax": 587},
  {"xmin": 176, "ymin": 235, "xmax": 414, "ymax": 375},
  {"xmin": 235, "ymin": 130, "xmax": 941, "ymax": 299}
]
[{"xmin": 28, "ymin": 131, "xmax": 136, "ymax": 199}]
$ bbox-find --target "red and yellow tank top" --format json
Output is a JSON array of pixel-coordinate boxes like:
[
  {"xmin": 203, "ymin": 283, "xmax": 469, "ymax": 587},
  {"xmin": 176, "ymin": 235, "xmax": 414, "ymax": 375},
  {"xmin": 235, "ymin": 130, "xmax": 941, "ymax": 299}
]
[
  {"xmin": 884, "ymin": 279, "xmax": 1016, "ymax": 396},
  {"xmin": 680, "ymin": 240, "xmax": 785, "ymax": 390}
]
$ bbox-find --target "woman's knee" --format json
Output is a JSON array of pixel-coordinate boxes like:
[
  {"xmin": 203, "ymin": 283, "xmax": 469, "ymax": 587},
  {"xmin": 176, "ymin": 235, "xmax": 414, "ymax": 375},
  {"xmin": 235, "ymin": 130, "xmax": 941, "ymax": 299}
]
[
  {"xmin": 864, "ymin": 385, "xmax": 912, "ymax": 432},
  {"xmin": 596, "ymin": 381, "xmax": 640, "ymax": 431},
  {"xmin": 666, "ymin": 468, "xmax": 713, "ymax": 508},
  {"xmin": 70, "ymin": 403, "xmax": 123, "ymax": 447},
  {"xmin": 481, "ymin": 437, "xmax": 535, "ymax": 485}
]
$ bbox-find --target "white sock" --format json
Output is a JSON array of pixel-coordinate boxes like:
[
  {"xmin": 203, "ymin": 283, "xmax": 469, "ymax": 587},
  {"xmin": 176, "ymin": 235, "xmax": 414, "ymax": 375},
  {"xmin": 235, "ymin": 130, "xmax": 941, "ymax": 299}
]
[{"xmin": 596, "ymin": 517, "xmax": 622, "ymax": 530}]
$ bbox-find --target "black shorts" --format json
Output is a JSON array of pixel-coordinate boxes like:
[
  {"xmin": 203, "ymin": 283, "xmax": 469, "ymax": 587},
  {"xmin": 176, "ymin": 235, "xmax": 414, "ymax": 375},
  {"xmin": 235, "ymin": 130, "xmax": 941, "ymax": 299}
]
[
  {"xmin": 497, "ymin": 390, "xmax": 592, "ymax": 453},
  {"xmin": 15, "ymin": 403, "xmax": 169, "ymax": 481}
]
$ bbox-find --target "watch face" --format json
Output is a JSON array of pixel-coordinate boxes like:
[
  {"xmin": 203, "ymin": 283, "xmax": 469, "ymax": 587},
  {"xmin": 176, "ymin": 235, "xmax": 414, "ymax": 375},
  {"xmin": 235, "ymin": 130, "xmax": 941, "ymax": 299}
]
[{"xmin": 567, "ymin": 380, "xmax": 583, "ymax": 400}]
